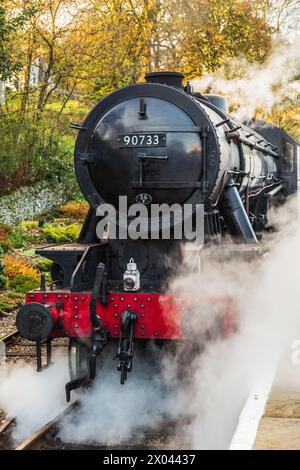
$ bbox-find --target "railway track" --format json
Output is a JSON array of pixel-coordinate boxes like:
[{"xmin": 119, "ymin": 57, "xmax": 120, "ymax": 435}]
[
  {"xmin": 0, "ymin": 331, "xmax": 71, "ymax": 450},
  {"xmin": 0, "ymin": 329, "xmax": 39, "ymax": 361},
  {"xmin": 0, "ymin": 417, "xmax": 15, "ymax": 436},
  {"xmin": 0, "ymin": 402, "xmax": 78, "ymax": 450},
  {"xmin": 0, "ymin": 330, "xmax": 68, "ymax": 361},
  {"xmin": 0, "ymin": 329, "xmax": 19, "ymax": 347},
  {"xmin": 15, "ymin": 402, "xmax": 78, "ymax": 450},
  {"xmin": 0, "ymin": 329, "xmax": 21, "ymax": 362},
  {"xmin": 11, "ymin": 401, "xmax": 187, "ymax": 450},
  {"xmin": 0, "ymin": 417, "xmax": 15, "ymax": 450}
]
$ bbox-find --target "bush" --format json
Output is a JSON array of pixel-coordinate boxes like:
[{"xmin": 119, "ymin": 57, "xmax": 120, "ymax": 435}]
[
  {"xmin": 10, "ymin": 221, "xmax": 45, "ymax": 246},
  {"xmin": 3, "ymin": 255, "xmax": 40, "ymax": 280},
  {"xmin": 34, "ymin": 258, "xmax": 53, "ymax": 273},
  {"xmin": 10, "ymin": 228, "xmax": 26, "ymax": 248},
  {"xmin": 0, "ymin": 224, "xmax": 11, "ymax": 238},
  {"xmin": 0, "ymin": 274, "xmax": 6, "ymax": 289},
  {"xmin": 20, "ymin": 221, "xmax": 38, "ymax": 229},
  {"xmin": 0, "ymin": 223, "xmax": 12, "ymax": 252},
  {"xmin": 0, "ymin": 290, "xmax": 24, "ymax": 311},
  {"xmin": 41, "ymin": 223, "xmax": 80, "ymax": 243},
  {"xmin": 0, "ymin": 239, "xmax": 12, "ymax": 252},
  {"xmin": 0, "ymin": 248, "xmax": 6, "ymax": 289},
  {"xmin": 21, "ymin": 248, "xmax": 36, "ymax": 257},
  {"xmin": 9, "ymin": 220, "xmax": 45, "ymax": 248},
  {"xmin": 0, "ymin": 114, "xmax": 75, "ymax": 196},
  {"xmin": 9, "ymin": 274, "xmax": 40, "ymax": 293},
  {"xmin": 57, "ymin": 200, "xmax": 89, "ymax": 219}
]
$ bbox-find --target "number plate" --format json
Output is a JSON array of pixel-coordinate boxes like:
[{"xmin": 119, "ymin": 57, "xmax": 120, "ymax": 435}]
[{"xmin": 118, "ymin": 133, "xmax": 166, "ymax": 148}]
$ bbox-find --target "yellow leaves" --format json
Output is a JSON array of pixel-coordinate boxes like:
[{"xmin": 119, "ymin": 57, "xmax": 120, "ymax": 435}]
[
  {"xmin": 57, "ymin": 200, "xmax": 89, "ymax": 219},
  {"xmin": 264, "ymin": 103, "xmax": 300, "ymax": 141},
  {"xmin": 181, "ymin": 0, "xmax": 273, "ymax": 78},
  {"xmin": 3, "ymin": 255, "xmax": 40, "ymax": 280}
]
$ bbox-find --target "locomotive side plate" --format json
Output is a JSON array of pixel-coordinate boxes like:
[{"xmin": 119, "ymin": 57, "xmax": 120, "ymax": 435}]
[{"xmin": 117, "ymin": 133, "xmax": 166, "ymax": 148}]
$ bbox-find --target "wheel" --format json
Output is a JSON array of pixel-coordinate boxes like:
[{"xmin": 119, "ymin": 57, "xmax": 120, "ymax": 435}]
[{"xmin": 68, "ymin": 338, "xmax": 89, "ymax": 380}]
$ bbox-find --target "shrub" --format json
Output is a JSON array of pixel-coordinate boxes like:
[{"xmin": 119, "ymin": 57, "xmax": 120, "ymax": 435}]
[
  {"xmin": 21, "ymin": 248, "xmax": 36, "ymax": 257},
  {"xmin": 41, "ymin": 223, "xmax": 80, "ymax": 243},
  {"xmin": 34, "ymin": 258, "xmax": 53, "ymax": 272},
  {"xmin": 3, "ymin": 255, "xmax": 40, "ymax": 280},
  {"xmin": 0, "ymin": 224, "xmax": 11, "ymax": 238},
  {"xmin": 0, "ymin": 239, "xmax": 12, "ymax": 252},
  {"xmin": 0, "ymin": 248, "xmax": 6, "ymax": 289},
  {"xmin": 57, "ymin": 200, "xmax": 89, "ymax": 219},
  {"xmin": 10, "ymin": 221, "xmax": 45, "ymax": 246},
  {"xmin": 9, "ymin": 274, "xmax": 40, "ymax": 293},
  {"xmin": 10, "ymin": 228, "xmax": 26, "ymax": 248},
  {"xmin": 0, "ymin": 223, "xmax": 12, "ymax": 252},
  {"xmin": 0, "ymin": 114, "xmax": 76, "ymax": 196},
  {"xmin": 0, "ymin": 290, "xmax": 24, "ymax": 311},
  {"xmin": 0, "ymin": 275, "xmax": 6, "ymax": 289},
  {"xmin": 20, "ymin": 221, "xmax": 38, "ymax": 229}
]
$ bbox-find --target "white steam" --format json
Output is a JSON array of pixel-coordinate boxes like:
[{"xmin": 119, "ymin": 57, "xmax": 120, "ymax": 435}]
[
  {"xmin": 59, "ymin": 354, "xmax": 186, "ymax": 447},
  {"xmin": 191, "ymin": 37, "xmax": 300, "ymax": 120},
  {"xmin": 61, "ymin": 199, "xmax": 300, "ymax": 449},
  {"xmin": 168, "ymin": 199, "xmax": 300, "ymax": 449},
  {"xmin": 0, "ymin": 353, "xmax": 68, "ymax": 442},
  {"xmin": 0, "ymin": 201, "xmax": 299, "ymax": 449}
]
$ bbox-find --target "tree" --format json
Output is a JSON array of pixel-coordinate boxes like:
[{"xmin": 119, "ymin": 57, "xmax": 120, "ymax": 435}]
[
  {"xmin": 177, "ymin": 0, "xmax": 273, "ymax": 78},
  {"xmin": 0, "ymin": 3, "xmax": 34, "ymax": 82},
  {"xmin": 261, "ymin": 0, "xmax": 300, "ymax": 35},
  {"xmin": 0, "ymin": 0, "xmax": 296, "ymax": 195},
  {"xmin": 74, "ymin": 0, "xmax": 162, "ymax": 95},
  {"xmin": 9, "ymin": 0, "xmax": 88, "ymax": 117}
]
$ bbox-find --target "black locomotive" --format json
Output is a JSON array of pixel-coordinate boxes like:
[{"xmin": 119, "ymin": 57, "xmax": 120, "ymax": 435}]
[{"xmin": 16, "ymin": 72, "xmax": 299, "ymax": 399}]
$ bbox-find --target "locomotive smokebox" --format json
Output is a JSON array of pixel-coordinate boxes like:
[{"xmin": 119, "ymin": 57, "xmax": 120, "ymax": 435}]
[
  {"xmin": 145, "ymin": 71, "xmax": 184, "ymax": 89},
  {"xmin": 16, "ymin": 302, "xmax": 54, "ymax": 341}
]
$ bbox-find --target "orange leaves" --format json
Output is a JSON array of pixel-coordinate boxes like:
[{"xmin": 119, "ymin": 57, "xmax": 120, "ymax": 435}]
[
  {"xmin": 57, "ymin": 200, "xmax": 89, "ymax": 219},
  {"xmin": 3, "ymin": 256, "xmax": 40, "ymax": 280}
]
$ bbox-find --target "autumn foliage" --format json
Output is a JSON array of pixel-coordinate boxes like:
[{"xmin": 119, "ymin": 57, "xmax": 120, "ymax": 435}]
[
  {"xmin": 3, "ymin": 255, "xmax": 40, "ymax": 280},
  {"xmin": 0, "ymin": 0, "xmax": 299, "ymax": 195},
  {"xmin": 58, "ymin": 201, "xmax": 89, "ymax": 219}
]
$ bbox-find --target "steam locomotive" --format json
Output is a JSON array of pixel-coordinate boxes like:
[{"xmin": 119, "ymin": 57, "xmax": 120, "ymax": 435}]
[{"xmin": 16, "ymin": 72, "xmax": 299, "ymax": 400}]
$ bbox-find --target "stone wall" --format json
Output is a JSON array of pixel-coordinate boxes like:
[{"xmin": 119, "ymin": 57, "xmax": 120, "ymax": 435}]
[{"xmin": 0, "ymin": 178, "xmax": 69, "ymax": 225}]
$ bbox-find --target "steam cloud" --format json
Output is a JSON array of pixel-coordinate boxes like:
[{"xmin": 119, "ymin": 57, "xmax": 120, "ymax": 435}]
[
  {"xmin": 0, "ymin": 200, "xmax": 299, "ymax": 449},
  {"xmin": 59, "ymin": 351, "xmax": 187, "ymax": 447},
  {"xmin": 169, "ymin": 198, "xmax": 300, "ymax": 448},
  {"xmin": 0, "ymin": 354, "xmax": 68, "ymax": 442},
  {"xmin": 191, "ymin": 37, "xmax": 300, "ymax": 121},
  {"xmin": 0, "ymin": 31, "xmax": 299, "ymax": 449}
]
